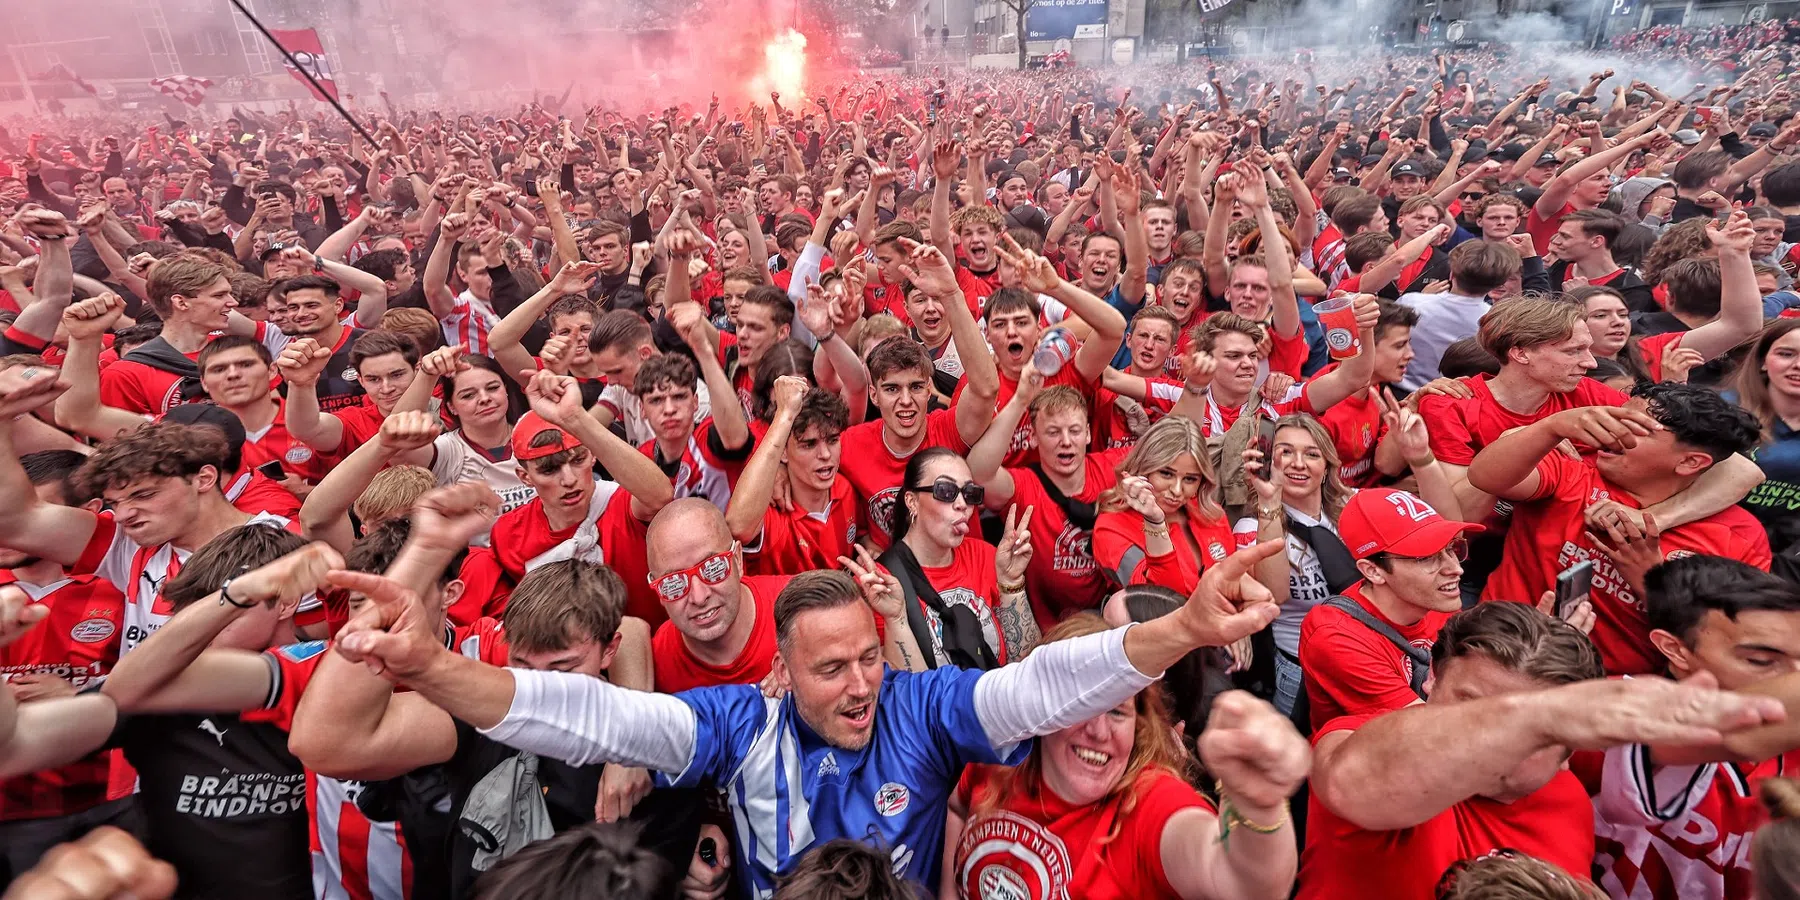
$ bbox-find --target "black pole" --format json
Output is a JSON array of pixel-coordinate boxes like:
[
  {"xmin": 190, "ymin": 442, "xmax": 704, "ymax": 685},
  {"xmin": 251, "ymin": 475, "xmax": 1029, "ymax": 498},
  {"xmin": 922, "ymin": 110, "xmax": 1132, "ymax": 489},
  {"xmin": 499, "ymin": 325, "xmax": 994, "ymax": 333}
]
[{"xmin": 225, "ymin": 0, "xmax": 377, "ymax": 144}]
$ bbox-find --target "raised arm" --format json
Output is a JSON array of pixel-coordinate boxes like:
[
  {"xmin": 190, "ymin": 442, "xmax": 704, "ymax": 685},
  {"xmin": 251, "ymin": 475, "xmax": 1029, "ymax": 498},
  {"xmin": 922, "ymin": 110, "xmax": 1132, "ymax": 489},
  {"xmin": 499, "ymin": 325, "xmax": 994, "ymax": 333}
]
[
  {"xmin": 1535, "ymin": 129, "xmax": 1658, "ymax": 218},
  {"xmin": 11, "ymin": 211, "xmax": 78, "ymax": 343},
  {"xmin": 298, "ymin": 413, "xmax": 443, "ymax": 551},
  {"xmin": 52, "ymin": 295, "xmax": 149, "ymax": 442},
  {"xmin": 900, "ymin": 239, "xmax": 995, "ymax": 446},
  {"xmin": 1312, "ymin": 674, "xmax": 1783, "ymax": 832},
  {"xmin": 422, "ymin": 213, "xmax": 470, "ymax": 320},
  {"xmin": 0, "ymin": 368, "xmax": 102, "ymax": 566},
  {"xmin": 1670, "ymin": 211, "xmax": 1765, "ymax": 362},
  {"xmin": 522, "ymin": 368, "xmax": 673, "ymax": 523}
]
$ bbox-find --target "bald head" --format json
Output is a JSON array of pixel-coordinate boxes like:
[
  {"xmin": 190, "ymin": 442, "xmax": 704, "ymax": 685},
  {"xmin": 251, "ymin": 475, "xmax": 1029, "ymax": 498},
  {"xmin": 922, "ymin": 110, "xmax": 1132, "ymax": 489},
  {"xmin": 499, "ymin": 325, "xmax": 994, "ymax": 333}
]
[{"xmin": 646, "ymin": 497, "xmax": 734, "ymax": 572}]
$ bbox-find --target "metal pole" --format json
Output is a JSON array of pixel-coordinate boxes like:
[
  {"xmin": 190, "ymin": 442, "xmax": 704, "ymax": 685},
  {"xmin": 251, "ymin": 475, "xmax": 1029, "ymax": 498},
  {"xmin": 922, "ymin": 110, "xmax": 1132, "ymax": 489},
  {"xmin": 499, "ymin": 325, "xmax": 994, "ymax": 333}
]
[
  {"xmin": 6, "ymin": 49, "xmax": 39, "ymax": 114},
  {"xmin": 223, "ymin": 0, "xmax": 377, "ymax": 143}
]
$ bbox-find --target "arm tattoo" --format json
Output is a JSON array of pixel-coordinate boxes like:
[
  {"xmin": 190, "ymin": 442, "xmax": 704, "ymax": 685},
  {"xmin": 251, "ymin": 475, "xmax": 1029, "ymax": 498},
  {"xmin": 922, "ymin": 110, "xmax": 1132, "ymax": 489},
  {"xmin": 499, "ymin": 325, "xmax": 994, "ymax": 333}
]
[{"xmin": 997, "ymin": 591, "xmax": 1042, "ymax": 659}]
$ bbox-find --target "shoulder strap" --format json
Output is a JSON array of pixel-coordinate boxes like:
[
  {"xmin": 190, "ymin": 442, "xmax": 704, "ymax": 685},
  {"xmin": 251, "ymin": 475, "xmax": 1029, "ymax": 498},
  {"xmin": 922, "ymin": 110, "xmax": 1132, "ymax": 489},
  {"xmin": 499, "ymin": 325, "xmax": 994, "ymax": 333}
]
[
  {"xmin": 1028, "ymin": 463, "xmax": 1097, "ymax": 531},
  {"xmin": 1323, "ymin": 595, "xmax": 1431, "ymax": 699},
  {"xmin": 878, "ymin": 541, "xmax": 999, "ymax": 671},
  {"xmin": 1284, "ymin": 517, "xmax": 1362, "ymax": 595}
]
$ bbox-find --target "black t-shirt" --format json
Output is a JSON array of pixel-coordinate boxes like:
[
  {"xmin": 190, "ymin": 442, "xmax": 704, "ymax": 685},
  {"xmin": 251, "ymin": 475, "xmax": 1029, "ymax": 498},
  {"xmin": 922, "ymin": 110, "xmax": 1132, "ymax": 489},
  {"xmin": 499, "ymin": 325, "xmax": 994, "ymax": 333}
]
[
  {"xmin": 105, "ymin": 710, "xmax": 312, "ymax": 900},
  {"xmin": 443, "ymin": 719, "xmax": 701, "ymax": 900},
  {"xmin": 315, "ymin": 326, "xmax": 369, "ymax": 414}
]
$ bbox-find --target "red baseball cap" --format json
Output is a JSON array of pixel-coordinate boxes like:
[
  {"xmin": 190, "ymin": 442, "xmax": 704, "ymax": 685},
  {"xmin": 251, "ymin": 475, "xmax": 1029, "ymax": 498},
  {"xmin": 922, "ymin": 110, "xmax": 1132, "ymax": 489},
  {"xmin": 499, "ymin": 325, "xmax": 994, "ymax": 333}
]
[
  {"xmin": 510, "ymin": 412, "xmax": 581, "ymax": 462},
  {"xmin": 1338, "ymin": 489, "xmax": 1484, "ymax": 561}
]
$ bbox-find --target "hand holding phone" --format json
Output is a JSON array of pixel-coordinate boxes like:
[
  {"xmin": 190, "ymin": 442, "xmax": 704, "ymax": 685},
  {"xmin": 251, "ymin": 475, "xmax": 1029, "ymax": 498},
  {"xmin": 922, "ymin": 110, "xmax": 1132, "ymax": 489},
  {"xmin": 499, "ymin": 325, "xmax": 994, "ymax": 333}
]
[{"xmin": 1554, "ymin": 560, "xmax": 1594, "ymax": 619}]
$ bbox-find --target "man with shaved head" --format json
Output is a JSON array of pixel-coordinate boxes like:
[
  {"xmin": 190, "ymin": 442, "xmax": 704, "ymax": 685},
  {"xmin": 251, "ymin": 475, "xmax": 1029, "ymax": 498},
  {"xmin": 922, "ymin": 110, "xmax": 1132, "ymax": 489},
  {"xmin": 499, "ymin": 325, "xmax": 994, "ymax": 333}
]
[{"xmin": 646, "ymin": 498, "xmax": 794, "ymax": 692}]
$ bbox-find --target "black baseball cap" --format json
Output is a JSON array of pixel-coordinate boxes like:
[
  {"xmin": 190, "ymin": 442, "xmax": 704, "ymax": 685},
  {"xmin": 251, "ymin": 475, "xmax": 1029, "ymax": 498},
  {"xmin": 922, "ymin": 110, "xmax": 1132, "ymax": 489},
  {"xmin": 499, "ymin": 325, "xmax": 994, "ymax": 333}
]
[{"xmin": 1391, "ymin": 161, "xmax": 1425, "ymax": 178}]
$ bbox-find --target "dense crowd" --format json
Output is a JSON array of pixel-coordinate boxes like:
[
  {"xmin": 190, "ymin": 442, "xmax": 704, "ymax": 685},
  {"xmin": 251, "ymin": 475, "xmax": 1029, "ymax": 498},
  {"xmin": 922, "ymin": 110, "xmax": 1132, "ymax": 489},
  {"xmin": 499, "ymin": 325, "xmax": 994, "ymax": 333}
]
[{"xmin": 6, "ymin": 22, "xmax": 1800, "ymax": 900}]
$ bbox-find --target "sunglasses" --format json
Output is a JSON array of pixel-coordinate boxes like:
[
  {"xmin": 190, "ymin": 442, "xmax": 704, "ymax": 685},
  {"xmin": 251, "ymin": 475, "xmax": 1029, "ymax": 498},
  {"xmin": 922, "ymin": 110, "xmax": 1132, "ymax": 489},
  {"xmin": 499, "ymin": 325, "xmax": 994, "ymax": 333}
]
[
  {"xmin": 1460, "ymin": 191, "xmax": 1487, "ymax": 201},
  {"xmin": 911, "ymin": 478, "xmax": 984, "ymax": 506},
  {"xmin": 649, "ymin": 543, "xmax": 739, "ymax": 602}
]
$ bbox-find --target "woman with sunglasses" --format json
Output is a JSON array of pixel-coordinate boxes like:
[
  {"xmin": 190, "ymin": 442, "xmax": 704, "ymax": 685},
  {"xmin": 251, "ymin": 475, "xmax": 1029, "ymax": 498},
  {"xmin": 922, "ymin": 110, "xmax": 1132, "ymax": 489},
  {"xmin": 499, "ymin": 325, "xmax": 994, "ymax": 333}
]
[
  {"xmin": 943, "ymin": 614, "xmax": 1308, "ymax": 900},
  {"xmin": 878, "ymin": 447, "xmax": 1038, "ymax": 671},
  {"xmin": 1093, "ymin": 415, "xmax": 1235, "ymax": 597}
]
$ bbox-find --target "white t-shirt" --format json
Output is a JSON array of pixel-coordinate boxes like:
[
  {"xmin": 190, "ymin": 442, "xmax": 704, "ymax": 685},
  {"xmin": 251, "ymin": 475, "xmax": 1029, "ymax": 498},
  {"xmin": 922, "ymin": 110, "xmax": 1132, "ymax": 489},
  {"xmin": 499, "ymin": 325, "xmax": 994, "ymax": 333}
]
[{"xmin": 431, "ymin": 430, "xmax": 534, "ymax": 532}]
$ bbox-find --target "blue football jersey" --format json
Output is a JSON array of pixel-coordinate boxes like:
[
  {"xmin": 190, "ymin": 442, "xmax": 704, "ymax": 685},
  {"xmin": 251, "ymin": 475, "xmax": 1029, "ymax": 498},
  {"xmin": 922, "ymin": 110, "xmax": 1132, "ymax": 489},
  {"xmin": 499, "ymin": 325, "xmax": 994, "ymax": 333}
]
[{"xmin": 659, "ymin": 665, "xmax": 1028, "ymax": 897}]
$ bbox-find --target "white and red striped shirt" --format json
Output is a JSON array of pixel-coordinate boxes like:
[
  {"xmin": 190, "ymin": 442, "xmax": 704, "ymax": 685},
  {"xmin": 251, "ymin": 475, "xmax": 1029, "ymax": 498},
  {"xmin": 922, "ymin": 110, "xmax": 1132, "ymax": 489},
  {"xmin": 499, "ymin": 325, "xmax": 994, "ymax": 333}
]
[{"xmin": 441, "ymin": 290, "xmax": 499, "ymax": 356}]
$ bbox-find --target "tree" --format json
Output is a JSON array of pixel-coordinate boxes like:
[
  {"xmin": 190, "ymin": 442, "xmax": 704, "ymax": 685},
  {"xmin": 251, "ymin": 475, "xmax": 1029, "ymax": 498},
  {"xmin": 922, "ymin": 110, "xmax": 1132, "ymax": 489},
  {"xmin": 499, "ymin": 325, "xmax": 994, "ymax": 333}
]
[{"xmin": 999, "ymin": 0, "xmax": 1036, "ymax": 69}]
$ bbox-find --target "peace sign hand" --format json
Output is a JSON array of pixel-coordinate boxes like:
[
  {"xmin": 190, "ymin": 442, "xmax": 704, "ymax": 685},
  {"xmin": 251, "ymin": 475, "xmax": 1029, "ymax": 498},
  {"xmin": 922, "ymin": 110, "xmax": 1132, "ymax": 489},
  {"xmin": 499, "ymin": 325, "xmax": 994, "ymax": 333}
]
[{"xmin": 840, "ymin": 545, "xmax": 905, "ymax": 621}]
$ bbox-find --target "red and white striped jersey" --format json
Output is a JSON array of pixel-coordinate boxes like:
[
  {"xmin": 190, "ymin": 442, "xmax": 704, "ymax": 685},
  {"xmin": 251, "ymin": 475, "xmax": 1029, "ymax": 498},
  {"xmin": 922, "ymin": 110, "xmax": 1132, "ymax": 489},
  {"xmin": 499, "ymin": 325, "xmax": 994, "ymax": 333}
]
[
  {"xmin": 441, "ymin": 290, "xmax": 498, "ymax": 356},
  {"xmin": 1578, "ymin": 743, "xmax": 1797, "ymax": 900},
  {"xmin": 73, "ymin": 510, "xmax": 295, "ymax": 657}
]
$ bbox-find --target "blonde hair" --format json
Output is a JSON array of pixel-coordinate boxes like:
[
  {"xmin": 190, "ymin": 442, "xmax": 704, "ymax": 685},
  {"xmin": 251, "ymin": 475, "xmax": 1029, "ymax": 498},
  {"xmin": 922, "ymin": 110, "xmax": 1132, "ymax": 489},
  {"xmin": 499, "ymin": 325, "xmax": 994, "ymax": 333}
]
[
  {"xmin": 353, "ymin": 465, "xmax": 436, "ymax": 526},
  {"xmin": 1274, "ymin": 414, "xmax": 1352, "ymax": 519},
  {"xmin": 969, "ymin": 614, "xmax": 1189, "ymax": 843},
  {"xmin": 849, "ymin": 313, "xmax": 909, "ymax": 357},
  {"xmin": 1477, "ymin": 297, "xmax": 1583, "ymax": 364},
  {"xmin": 1437, "ymin": 852, "xmax": 1607, "ymax": 900},
  {"xmin": 1098, "ymin": 415, "xmax": 1224, "ymax": 521},
  {"xmin": 1755, "ymin": 778, "xmax": 1800, "ymax": 900}
]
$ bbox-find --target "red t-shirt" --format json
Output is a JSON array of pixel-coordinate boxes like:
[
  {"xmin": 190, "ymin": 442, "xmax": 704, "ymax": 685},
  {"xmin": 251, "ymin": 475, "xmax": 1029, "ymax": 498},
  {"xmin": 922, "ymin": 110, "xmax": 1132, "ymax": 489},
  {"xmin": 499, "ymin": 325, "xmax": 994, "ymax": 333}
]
[
  {"xmin": 1007, "ymin": 449, "xmax": 1127, "ymax": 626},
  {"xmin": 1298, "ymin": 713, "xmax": 1597, "ymax": 900},
  {"xmin": 1482, "ymin": 453, "xmax": 1771, "ymax": 676},
  {"xmin": 837, "ymin": 408, "xmax": 971, "ymax": 547},
  {"xmin": 0, "ymin": 573, "xmax": 125, "ymax": 822},
  {"xmin": 1298, "ymin": 581, "xmax": 1445, "ymax": 731},
  {"xmin": 863, "ymin": 278, "xmax": 910, "ymax": 324},
  {"xmin": 651, "ymin": 575, "xmax": 790, "ymax": 693},
  {"xmin": 99, "ymin": 355, "xmax": 197, "ymax": 416},
  {"xmin": 906, "ymin": 537, "xmax": 1009, "ymax": 665},
  {"xmin": 1091, "ymin": 507, "xmax": 1235, "ymax": 597},
  {"xmin": 226, "ymin": 470, "xmax": 303, "ymax": 520},
  {"xmin": 1634, "ymin": 331, "xmax": 1685, "ymax": 383},
  {"xmin": 1419, "ymin": 375, "xmax": 1629, "ymax": 466},
  {"xmin": 953, "ymin": 765, "xmax": 1214, "ymax": 900},
  {"xmin": 955, "ymin": 265, "xmax": 1001, "ymax": 314},
  {"xmin": 1525, "ymin": 201, "xmax": 1579, "ymax": 257},
  {"xmin": 1318, "ymin": 382, "xmax": 1391, "ymax": 488},
  {"xmin": 745, "ymin": 476, "xmax": 863, "ymax": 577},
  {"xmin": 489, "ymin": 485, "xmax": 661, "ymax": 625}
]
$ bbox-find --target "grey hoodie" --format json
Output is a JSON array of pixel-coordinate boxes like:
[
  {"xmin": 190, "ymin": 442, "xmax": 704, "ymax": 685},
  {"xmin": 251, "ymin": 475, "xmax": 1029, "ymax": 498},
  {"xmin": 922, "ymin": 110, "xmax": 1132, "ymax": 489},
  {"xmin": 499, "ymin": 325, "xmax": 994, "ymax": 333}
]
[{"xmin": 1614, "ymin": 177, "xmax": 1673, "ymax": 224}]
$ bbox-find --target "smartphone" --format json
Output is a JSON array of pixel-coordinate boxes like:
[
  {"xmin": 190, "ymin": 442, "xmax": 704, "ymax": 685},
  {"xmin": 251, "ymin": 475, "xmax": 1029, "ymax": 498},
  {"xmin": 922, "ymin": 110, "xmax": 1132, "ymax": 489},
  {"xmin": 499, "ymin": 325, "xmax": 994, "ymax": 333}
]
[
  {"xmin": 1554, "ymin": 560, "xmax": 1594, "ymax": 618},
  {"xmin": 1255, "ymin": 413, "xmax": 1279, "ymax": 473},
  {"xmin": 1695, "ymin": 106, "xmax": 1723, "ymax": 125},
  {"xmin": 257, "ymin": 460, "xmax": 286, "ymax": 480}
]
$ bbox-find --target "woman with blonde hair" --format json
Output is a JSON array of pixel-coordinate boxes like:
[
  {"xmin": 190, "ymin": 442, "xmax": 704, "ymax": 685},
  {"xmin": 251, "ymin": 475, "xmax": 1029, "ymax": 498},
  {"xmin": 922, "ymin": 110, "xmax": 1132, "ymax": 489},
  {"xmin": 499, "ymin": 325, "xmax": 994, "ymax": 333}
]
[
  {"xmin": 940, "ymin": 613, "xmax": 1309, "ymax": 900},
  {"xmin": 1092, "ymin": 414, "xmax": 1235, "ymax": 596}
]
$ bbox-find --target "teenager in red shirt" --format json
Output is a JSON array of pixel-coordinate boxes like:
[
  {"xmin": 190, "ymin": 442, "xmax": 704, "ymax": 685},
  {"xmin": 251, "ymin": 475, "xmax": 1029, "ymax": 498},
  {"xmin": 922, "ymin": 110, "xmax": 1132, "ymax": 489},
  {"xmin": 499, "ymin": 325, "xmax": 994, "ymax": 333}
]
[
  {"xmin": 1318, "ymin": 302, "xmax": 1415, "ymax": 488},
  {"xmin": 1633, "ymin": 211, "xmax": 1766, "ymax": 384},
  {"xmin": 634, "ymin": 302, "xmax": 752, "ymax": 511},
  {"xmin": 968, "ymin": 371, "xmax": 1127, "ymax": 628},
  {"xmin": 484, "ymin": 371, "xmax": 674, "ymax": 625},
  {"xmin": 977, "ymin": 246, "xmax": 1126, "ymax": 467},
  {"xmin": 726, "ymin": 378, "xmax": 861, "ymax": 577},
  {"xmin": 1092, "ymin": 416, "xmax": 1236, "ymax": 597},
  {"xmin": 836, "ymin": 241, "xmax": 998, "ymax": 546},
  {"xmin": 1301, "ymin": 601, "xmax": 1784, "ymax": 900},
  {"xmin": 1580, "ymin": 556, "xmax": 1800, "ymax": 900},
  {"xmin": 1526, "ymin": 130, "xmax": 1668, "ymax": 253},
  {"xmin": 1418, "ymin": 297, "xmax": 1761, "ymax": 527},
  {"xmin": 1469, "ymin": 384, "xmax": 1771, "ymax": 676},
  {"xmin": 281, "ymin": 329, "xmax": 423, "ymax": 464},
  {"xmin": 1300, "ymin": 488, "xmax": 1485, "ymax": 730},
  {"xmin": 949, "ymin": 615, "xmax": 1307, "ymax": 900}
]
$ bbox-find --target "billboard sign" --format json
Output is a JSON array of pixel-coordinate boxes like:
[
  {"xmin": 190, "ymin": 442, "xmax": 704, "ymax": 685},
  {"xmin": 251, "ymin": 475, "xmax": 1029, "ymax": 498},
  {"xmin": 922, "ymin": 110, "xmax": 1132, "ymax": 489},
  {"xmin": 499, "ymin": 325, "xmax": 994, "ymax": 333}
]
[{"xmin": 1026, "ymin": 0, "xmax": 1109, "ymax": 41}]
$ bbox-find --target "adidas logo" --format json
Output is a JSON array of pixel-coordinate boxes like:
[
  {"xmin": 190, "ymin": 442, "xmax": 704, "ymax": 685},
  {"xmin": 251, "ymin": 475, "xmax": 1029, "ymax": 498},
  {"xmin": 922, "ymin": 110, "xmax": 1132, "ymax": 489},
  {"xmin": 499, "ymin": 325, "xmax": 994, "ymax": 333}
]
[{"xmin": 817, "ymin": 752, "xmax": 840, "ymax": 778}]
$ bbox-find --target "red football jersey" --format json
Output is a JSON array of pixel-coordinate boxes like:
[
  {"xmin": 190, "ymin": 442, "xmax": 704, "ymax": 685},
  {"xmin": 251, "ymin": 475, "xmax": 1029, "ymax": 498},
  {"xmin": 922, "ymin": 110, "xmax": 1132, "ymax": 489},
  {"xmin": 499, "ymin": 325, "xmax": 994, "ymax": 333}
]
[
  {"xmin": 953, "ymin": 765, "xmax": 1213, "ymax": 900},
  {"xmin": 1419, "ymin": 375, "xmax": 1628, "ymax": 467},
  {"xmin": 489, "ymin": 485, "xmax": 660, "ymax": 625},
  {"xmin": 1577, "ymin": 744, "xmax": 1797, "ymax": 900},
  {"xmin": 0, "ymin": 573, "xmax": 125, "ymax": 821},
  {"xmin": 837, "ymin": 408, "xmax": 971, "ymax": 547},
  {"xmin": 1006, "ymin": 449, "xmax": 1126, "ymax": 626},
  {"xmin": 651, "ymin": 575, "xmax": 790, "ymax": 693},
  {"xmin": 1298, "ymin": 713, "xmax": 1597, "ymax": 900},
  {"xmin": 1318, "ymin": 383, "xmax": 1391, "ymax": 488},
  {"xmin": 745, "ymin": 476, "xmax": 862, "ymax": 577},
  {"xmin": 1091, "ymin": 508, "xmax": 1236, "ymax": 597},
  {"xmin": 1482, "ymin": 453, "xmax": 1772, "ymax": 676},
  {"xmin": 99, "ymin": 357, "xmax": 195, "ymax": 416}
]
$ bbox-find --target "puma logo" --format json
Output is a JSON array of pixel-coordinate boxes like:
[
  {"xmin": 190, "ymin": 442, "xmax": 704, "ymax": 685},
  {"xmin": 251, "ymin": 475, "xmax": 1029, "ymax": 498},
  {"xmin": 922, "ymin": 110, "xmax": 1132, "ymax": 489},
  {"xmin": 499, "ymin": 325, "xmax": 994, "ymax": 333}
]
[
  {"xmin": 197, "ymin": 718, "xmax": 228, "ymax": 746},
  {"xmin": 141, "ymin": 570, "xmax": 164, "ymax": 591}
]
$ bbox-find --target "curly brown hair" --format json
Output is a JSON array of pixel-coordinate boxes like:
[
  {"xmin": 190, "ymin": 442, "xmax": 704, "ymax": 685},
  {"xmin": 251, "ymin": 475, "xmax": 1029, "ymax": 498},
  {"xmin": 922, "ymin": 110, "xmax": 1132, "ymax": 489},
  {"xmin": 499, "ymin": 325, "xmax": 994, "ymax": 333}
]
[
  {"xmin": 74, "ymin": 422, "xmax": 231, "ymax": 498},
  {"xmin": 1639, "ymin": 217, "xmax": 1715, "ymax": 287}
]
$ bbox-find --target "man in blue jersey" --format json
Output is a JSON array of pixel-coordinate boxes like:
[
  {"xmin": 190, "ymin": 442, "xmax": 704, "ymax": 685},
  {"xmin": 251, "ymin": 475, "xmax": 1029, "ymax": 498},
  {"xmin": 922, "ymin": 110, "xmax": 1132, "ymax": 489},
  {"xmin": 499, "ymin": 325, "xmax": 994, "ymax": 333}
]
[{"xmin": 317, "ymin": 485, "xmax": 1291, "ymax": 897}]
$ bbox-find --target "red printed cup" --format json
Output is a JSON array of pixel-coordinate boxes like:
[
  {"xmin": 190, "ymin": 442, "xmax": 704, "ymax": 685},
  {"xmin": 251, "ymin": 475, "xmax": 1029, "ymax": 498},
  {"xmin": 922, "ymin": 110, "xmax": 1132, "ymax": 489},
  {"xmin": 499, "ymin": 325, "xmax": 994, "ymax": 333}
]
[{"xmin": 1315, "ymin": 296, "xmax": 1362, "ymax": 361}]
